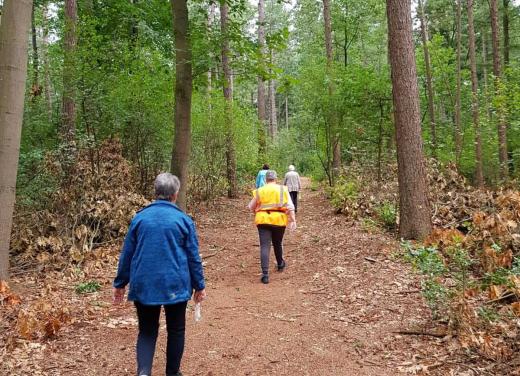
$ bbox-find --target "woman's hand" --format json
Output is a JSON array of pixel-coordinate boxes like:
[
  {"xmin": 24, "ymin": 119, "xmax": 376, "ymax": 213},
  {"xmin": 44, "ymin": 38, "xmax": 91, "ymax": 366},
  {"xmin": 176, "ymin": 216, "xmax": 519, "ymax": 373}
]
[
  {"xmin": 193, "ymin": 289, "xmax": 206, "ymax": 304},
  {"xmin": 113, "ymin": 287, "xmax": 126, "ymax": 305}
]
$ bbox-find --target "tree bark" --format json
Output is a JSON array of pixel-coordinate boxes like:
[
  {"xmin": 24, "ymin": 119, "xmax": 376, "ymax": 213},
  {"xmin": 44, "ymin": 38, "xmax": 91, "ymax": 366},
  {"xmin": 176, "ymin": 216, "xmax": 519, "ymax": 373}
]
[
  {"xmin": 503, "ymin": 0, "xmax": 509, "ymax": 67},
  {"xmin": 323, "ymin": 0, "xmax": 341, "ymax": 180},
  {"xmin": 467, "ymin": 0, "xmax": 484, "ymax": 187},
  {"xmin": 489, "ymin": 0, "xmax": 508, "ymax": 179},
  {"xmin": 454, "ymin": 0, "xmax": 462, "ymax": 167},
  {"xmin": 220, "ymin": 1, "xmax": 237, "ymax": 198},
  {"xmin": 257, "ymin": 0, "xmax": 267, "ymax": 155},
  {"xmin": 42, "ymin": 4, "xmax": 53, "ymax": 121},
  {"xmin": 0, "ymin": 0, "xmax": 33, "ymax": 280},
  {"xmin": 268, "ymin": 75, "xmax": 277, "ymax": 137},
  {"xmin": 386, "ymin": 0, "xmax": 432, "ymax": 239},
  {"xmin": 170, "ymin": 0, "xmax": 192, "ymax": 210},
  {"xmin": 31, "ymin": 2, "xmax": 41, "ymax": 97},
  {"xmin": 482, "ymin": 33, "xmax": 491, "ymax": 121},
  {"xmin": 285, "ymin": 93, "xmax": 289, "ymax": 129},
  {"xmin": 418, "ymin": 0, "xmax": 436, "ymax": 159},
  {"xmin": 61, "ymin": 0, "xmax": 78, "ymax": 175}
]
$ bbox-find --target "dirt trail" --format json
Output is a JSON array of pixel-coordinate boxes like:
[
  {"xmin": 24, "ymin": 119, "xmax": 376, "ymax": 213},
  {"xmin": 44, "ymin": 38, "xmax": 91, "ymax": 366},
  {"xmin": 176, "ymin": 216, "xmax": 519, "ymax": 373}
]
[{"xmin": 36, "ymin": 178, "xmax": 436, "ymax": 375}]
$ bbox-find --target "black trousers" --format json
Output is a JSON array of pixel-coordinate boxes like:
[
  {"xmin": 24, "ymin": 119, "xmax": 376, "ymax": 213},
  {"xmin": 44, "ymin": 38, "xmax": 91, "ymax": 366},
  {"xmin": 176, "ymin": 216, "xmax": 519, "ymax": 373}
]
[
  {"xmin": 134, "ymin": 301, "xmax": 187, "ymax": 376},
  {"xmin": 257, "ymin": 224, "xmax": 285, "ymax": 275},
  {"xmin": 289, "ymin": 191, "xmax": 298, "ymax": 212}
]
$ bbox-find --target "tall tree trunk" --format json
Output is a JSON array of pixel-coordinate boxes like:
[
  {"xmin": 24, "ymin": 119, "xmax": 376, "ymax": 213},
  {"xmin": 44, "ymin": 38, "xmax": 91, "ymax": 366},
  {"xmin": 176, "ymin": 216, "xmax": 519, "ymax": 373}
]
[
  {"xmin": 42, "ymin": 4, "xmax": 53, "ymax": 121},
  {"xmin": 468, "ymin": 0, "xmax": 484, "ymax": 186},
  {"xmin": 207, "ymin": 2, "xmax": 215, "ymax": 94},
  {"xmin": 0, "ymin": 0, "xmax": 33, "ymax": 281},
  {"xmin": 61, "ymin": 0, "xmax": 78, "ymax": 176},
  {"xmin": 268, "ymin": 77, "xmax": 277, "ymax": 137},
  {"xmin": 386, "ymin": 0, "xmax": 432, "ymax": 239},
  {"xmin": 418, "ymin": 0, "xmax": 436, "ymax": 158},
  {"xmin": 482, "ymin": 33, "xmax": 491, "ymax": 121},
  {"xmin": 489, "ymin": 0, "xmax": 508, "ymax": 179},
  {"xmin": 220, "ymin": 1, "xmax": 237, "ymax": 198},
  {"xmin": 285, "ymin": 93, "xmax": 289, "ymax": 129},
  {"xmin": 31, "ymin": 2, "xmax": 41, "ymax": 97},
  {"xmin": 257, "ymin": 0, "xmax": 267, "ymax": 155},
  {"xmin": 323, "ymin": 0, "xmax": 341, "ymax": 180},
  {"xmin": 503, "ymin": 0, "xmax": 509, "ymax": 67},
  {"xmin": 454, "ymin": 0, "xmax": 462, "ymax": 167},
  {"xmin": 170, "ymin": 0, "xmax": 192, "ymax": 210}
]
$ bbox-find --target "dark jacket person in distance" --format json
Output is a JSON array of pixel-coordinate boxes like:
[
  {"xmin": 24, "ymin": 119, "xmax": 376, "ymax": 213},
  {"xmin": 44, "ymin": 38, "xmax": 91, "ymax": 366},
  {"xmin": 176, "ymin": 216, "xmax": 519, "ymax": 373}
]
[{"xmin": 113, "ymin": 172, "xmax": 206, "ymax": 376}]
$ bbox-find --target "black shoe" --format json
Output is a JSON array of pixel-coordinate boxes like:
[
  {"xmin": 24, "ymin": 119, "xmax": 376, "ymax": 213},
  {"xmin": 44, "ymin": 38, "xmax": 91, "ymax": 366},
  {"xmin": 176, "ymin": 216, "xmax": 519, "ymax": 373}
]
[
  {"xmin": 277, "ymin": 260, "xmax": 286, "ymax": 271},
  {"xmin": 261, "ymin": 275, "xmax": 269, "ymax": 284}
]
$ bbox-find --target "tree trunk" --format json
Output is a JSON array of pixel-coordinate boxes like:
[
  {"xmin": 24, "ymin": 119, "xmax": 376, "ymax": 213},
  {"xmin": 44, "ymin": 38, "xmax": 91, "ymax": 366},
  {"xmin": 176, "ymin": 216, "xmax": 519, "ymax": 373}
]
[
  {"xmin": 170, "ymin": 0, "xmax": 192, "ymax": 210},
  {"xmin": 31, "ymin": 2, "xmax": 41, "ymax": 97},
  {"xmin": 467, "ymin": 0, "xmax": 484, "ymax": 187},
  {"xmin": 61, "ymin": 0, "xmax": 78, "ymax": 175},
  {"xmin": 418, "ymin": 0, "xmax": 436, "ymax": 159},
  {"xmin": 42, "ymin": 4, "xmax": 53, "ymax": 121},
  {"xmin": 323, "ymin": 0, "xmax": 341, "ymax": 180},
  {"xmin": 502, "ymin": 0, "xmax": 509, "ymax": 67},
  {"xmin": 257, "ymin": 0, "xmax": 267, "ymax": 156},
  {"xmin": 0, "ymin": 0, "xmax": 33, "ymax": 281},
  {"xmin": 489, "ymin": 0, "xmax": 508, "ymax": 179},
  {"xmin": 482, "ymin": 33, "xmax": 491, "ymax": 121},
  {"xmin": 207, "ymin": 2, "xmax": 215, "ymax": 94},
  {"xmin": 454, "ymin": 0, "xmax": 462, "ymax": 167},
  {"xmin": 220, "ymin": 1, "xmax": 237, "ymax": 198},
  {"xmin": 268, "ymin": 76, "xmax": 277, "ymax": 138},
  {"xmin": 386, "ymin": 0, "xmax": 432, "ymax": 239},
  {"xmin": 285, "ymin": 93, "xmax": 289, "ymax": 129}
]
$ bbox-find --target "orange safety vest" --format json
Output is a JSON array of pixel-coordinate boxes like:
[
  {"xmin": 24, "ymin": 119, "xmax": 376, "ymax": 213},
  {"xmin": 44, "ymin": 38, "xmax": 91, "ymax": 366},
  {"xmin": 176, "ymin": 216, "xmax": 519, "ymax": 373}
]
[{"xmin": 253, "ymin": 183, "xmax": 290, "ymax": 227}]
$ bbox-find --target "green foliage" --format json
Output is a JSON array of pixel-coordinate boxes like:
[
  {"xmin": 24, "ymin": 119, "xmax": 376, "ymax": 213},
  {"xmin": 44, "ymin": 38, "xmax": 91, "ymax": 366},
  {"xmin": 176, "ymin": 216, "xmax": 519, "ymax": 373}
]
[
  {"xmin": 477, "ymin": 306, "xmax": 500, "ymax": 323},
  {"xmin": 328, "ymin": 176, "xmax": 359, "ymax": 210},
  {"xmin": 374, "ymin": 201, "xmax": 397, "ymax": 230},
  {"xmin": 75, "ymin": 281, "xmax": 101, "ymax": 294}
]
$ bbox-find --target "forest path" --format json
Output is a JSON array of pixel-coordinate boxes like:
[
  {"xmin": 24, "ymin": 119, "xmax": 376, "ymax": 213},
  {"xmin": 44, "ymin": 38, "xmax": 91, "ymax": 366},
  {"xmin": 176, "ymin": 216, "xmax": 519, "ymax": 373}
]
[{"xmin": 40, "ymin": 178, "xmax": 434, "ymax": 375}]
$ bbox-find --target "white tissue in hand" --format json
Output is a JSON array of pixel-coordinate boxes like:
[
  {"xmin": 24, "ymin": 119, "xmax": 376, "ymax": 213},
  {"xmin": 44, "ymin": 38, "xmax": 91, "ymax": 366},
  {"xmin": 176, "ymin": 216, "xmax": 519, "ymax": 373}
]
[{"xmin": 194, "ymin": 303, "xmax": 202, "ymax": 322}]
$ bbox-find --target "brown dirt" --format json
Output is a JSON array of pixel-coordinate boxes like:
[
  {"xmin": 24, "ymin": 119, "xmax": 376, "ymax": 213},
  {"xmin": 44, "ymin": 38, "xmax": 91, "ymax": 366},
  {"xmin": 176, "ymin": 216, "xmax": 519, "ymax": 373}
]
[{"xmin": 3, "ymin": 178, "xmax": 450, "ymax": 375}]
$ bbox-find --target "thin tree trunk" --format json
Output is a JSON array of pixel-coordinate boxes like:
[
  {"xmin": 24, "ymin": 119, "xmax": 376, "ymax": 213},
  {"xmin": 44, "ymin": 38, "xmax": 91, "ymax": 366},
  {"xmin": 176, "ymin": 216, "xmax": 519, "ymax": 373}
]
[
  {"xmin": 61, "ymin": 0, "xmax": 78, "ymax": 175},
  {"xmin": 257, "ymin": 0, "xmax": 267, "ymax": 155},
  {"xmin": 377, "ymin": 99, "xmax": 384, "ymax": 182},
  {"xmin": 220, "ymin": 1, "xmax": 237, "ymax": 198},
  {"xmin": 207, "ymin": 2, "xmax": 215, "ymax": 94},
  {"xmin": 503, "ymin": 0, "xmax": 509, "ymax": 67},
  {"xmin": 0, "ymin": 0, "xmax": 33, "ymax": 281},
  {"xmin": 42, "ymin": 4, "xmax": 53, "ymax": 121},
  {"xmin": 268, "ymin": 77, "xmax": 277, "ymax": 138},
  {"xmin": 418, "ymin": 0, "xmax": 436, "ymax": 158},
  {"xmin": 386, "ymin": 0, "xmax": 432, "ymax": 239},
  {"xmin": 170, "ymin": 0, "xmax": 192, "ymax": 210},
  {"xmin": 285, "ymin": 93, "xmax": 289, "ymax": 129},
  {"xmin": 323, "ymin": 0, "xmax": 341, "ymax": 180},
  {"xmin": 31, "ymin": 2, "xmax": 41, "ymax": 97},
  {"xmin": 454, "ymin": 0, "xmax": 462, "ymax": 167},
  {"xmin": 490, "ymin": 0, "xmax": 508, "ymax": 179},
  {"xmin": 468, "ymin": 0, "xmax": 484, "ymax": 186},
  {"xmin": 482, "ymin": 33, "xmax": 491, "ymax": 121}
]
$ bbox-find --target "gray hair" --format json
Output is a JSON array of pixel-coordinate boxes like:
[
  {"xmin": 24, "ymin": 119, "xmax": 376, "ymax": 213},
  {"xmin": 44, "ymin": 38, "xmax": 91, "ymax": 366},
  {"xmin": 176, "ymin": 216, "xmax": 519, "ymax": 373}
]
[
  {"xmin": 154, "ymin": 173, "xmax": 180, "ymax": 200},
  {"xmin": 265, "ymin": 170, "xmax": 277, "ymax": 181}
]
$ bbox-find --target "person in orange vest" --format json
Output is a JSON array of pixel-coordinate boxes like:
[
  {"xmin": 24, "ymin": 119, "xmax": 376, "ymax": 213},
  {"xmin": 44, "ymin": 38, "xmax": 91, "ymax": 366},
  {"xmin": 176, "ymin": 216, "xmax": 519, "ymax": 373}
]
[{"xmin": 248, "ymin": 170, "xmax": 297, "ymax": 284}]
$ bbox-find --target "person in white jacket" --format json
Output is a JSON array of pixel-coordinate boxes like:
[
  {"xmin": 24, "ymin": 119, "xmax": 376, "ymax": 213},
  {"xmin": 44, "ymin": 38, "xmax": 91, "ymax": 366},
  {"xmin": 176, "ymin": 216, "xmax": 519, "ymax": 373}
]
[{"xmin": 283, "ymin": 165, "xmax": 302, "ymax": 213}]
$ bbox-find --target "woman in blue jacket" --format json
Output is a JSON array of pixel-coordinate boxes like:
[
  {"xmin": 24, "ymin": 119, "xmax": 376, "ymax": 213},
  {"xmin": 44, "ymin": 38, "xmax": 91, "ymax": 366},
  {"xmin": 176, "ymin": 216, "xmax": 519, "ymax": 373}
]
[{"xmin": 113, "ymin": 173, "xmax": 206, "ymax": 376}]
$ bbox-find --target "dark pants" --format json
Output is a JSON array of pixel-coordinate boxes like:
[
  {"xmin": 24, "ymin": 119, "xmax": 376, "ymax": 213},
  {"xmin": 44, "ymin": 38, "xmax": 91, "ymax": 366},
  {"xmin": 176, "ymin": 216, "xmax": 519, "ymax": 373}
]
[
  {"xmin": 134, "ymin": 301, "xmax": 188, "ymax": 376},
  {"xmin": 257, "ymin": 224, "xmax": 285, "ymax": 275},
  {"xmin": 289, "ymin": 191, "xmax": 298, "ymax": 212}
]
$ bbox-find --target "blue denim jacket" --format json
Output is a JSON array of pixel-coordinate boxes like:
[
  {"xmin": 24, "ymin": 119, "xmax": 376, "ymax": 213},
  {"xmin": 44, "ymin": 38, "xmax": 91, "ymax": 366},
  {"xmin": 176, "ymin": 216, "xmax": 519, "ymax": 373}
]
[{"xmin": 113, "ymin": 200, "xmax": 205, "ymax": 305}]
